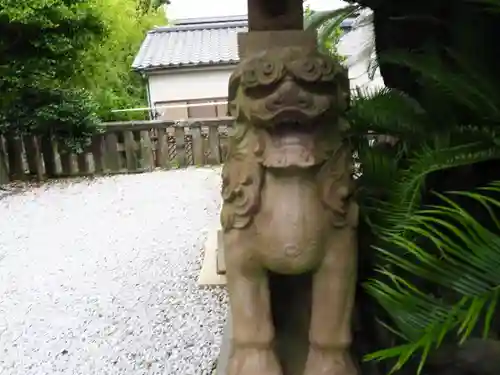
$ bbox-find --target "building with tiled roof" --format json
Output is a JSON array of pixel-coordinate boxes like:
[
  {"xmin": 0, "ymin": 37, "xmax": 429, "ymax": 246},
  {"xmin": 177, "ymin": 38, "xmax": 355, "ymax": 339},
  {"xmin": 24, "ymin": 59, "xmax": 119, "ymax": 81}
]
[
  {"xmin": 132, "ymin": 16, "xmax": 246, "ymax": 72},
  {"xmin": 131, "ymin": 15, "xmax": 353, "ymax": 121},
  {"xmin": 131, "ymin": 15, "xmax": 244, "ymax": 121}
]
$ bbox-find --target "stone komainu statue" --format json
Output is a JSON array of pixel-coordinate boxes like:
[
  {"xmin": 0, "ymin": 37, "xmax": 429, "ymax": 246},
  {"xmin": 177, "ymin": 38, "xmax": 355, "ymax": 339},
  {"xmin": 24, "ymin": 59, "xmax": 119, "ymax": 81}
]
[{"xmin": 220, "ymin": 37, "xmax": 358, "ymax": 375}]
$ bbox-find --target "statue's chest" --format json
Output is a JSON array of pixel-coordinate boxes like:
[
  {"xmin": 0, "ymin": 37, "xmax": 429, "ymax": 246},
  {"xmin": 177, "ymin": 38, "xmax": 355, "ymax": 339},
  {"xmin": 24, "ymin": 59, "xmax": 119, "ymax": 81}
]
[{"xmin": 253, "ymin": 176, "xmax": 329, "ymax": 274}]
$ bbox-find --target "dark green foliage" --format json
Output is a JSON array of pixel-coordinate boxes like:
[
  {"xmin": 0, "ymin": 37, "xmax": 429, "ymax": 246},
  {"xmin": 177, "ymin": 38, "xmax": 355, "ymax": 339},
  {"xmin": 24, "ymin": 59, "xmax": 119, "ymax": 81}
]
[
  {"xmin": 308, "ymin": 4, "xmax": 500, "ymax": 371},
  {"xmin": 304, "ymin": 4, "xmax": 359, "ymax": 59},
  {"xmin": 137, "ymin": 0, "xmax": 170, "ymax": 15},
  {"xmin": 0, "ymin": 0, "xmax": 165, "ymax": 145},
  {"xmin": 1, "ymin": 86, "xmax": 100, "ymax": 134},
  {"xmin": 344, "ymin": 48, "xmax": 500, "ymax": 373},
  {"xmin": 0, "ymin": 0, "xmax": 104, "ymax": 143},
  {"xmin": 74, "ymin": 0, "xmax": 165, "ymax": 122},
  {"xmin": 365, "ymin": 184, "xmax": 500, "ymax": 373}
]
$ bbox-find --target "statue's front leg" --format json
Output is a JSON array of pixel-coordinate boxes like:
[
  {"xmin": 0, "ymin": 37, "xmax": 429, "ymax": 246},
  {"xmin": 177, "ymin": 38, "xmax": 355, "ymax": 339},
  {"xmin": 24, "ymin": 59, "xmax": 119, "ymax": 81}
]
[
  {"xmin": 304, "ymin": 209, "xmax": 359, "ymax": 375},
  {"xmin": 224, "ymin": 229, "xmax": 282, "ymax": 375}
]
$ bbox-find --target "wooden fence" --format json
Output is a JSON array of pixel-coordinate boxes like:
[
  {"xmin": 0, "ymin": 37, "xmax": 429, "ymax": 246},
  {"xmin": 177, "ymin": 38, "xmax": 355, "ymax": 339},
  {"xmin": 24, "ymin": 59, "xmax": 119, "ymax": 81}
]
[{"xmin": 0, "ymin": 117, "xmax": 233, "ymax": 185}]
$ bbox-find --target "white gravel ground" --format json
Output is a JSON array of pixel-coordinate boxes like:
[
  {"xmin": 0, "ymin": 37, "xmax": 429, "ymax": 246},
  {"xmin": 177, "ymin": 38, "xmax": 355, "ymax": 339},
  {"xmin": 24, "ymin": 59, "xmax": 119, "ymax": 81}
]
[{"xmin": 0, "ymin": 167, "xmax": 227, "ymax": 375}]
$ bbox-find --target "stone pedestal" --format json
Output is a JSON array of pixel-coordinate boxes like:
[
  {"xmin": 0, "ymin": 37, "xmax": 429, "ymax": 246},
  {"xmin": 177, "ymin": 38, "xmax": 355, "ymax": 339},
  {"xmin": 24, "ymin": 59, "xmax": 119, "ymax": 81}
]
[
  {"xmin": 216, "ymin": 230, "xmax": 226, "ymax": 275},
  {"xmin": 198, "ymin": 228, "xmax": 226, "ymax": 286},
  {"xmin": 215, "ymin": 312, "xmax": 232, "ymax": 375}
]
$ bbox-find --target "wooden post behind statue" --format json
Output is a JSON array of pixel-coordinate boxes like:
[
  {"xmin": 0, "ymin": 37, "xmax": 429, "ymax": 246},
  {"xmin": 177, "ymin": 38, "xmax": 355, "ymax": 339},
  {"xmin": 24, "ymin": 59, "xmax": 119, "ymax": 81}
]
[{"xmin": 219, "ymin": 2, "xmax": 359, "ymax": 374}]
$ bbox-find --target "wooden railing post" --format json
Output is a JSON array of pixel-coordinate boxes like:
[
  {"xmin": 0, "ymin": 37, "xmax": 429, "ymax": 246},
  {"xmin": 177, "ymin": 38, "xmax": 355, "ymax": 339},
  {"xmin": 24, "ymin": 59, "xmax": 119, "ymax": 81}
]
[
  {"xmin": 208, "ymin": 125, "xmax": 221, "ymax": 164},
  {"xmin": 155, "ymin": 127, "xmax": 170, "ymax": 169},
  {"xmin": 104, "ymin": 132, "xmax": 120, "ymax": 172},
  {"xmin": 191, "ymin": 122, "xmax": 205, "ymax": 166},
  {"xmin": 23, "ymin": 135, "xmax": 44, "ymax": 181},
  {"xmin": 41, "ymin": 135, "xmax": 57, "ymax": 178},
  {"xmin": 123, "ymin": 130, "xmax": 138, "ymax": 171},
  {"xmin": 76, "ymin": 152, "xmax": 90, "ymax": 174},
  {"xmin": 174, "ymin": 123, "xmax": 187, "ymax": 167},
  {"xmin": 139, "ymin": 130, "xmax": 154, "ymax": 170},
  {"xmin": 0, "ymin": 135, "xmax": 9, "ymax": 185},
  {"xmin": 5, "ymin": 133, "xmax": 25, "ymax": 180},
  {"xmin": 59, "ymin": 145, "xmax": 74, "ymax": 176},
  {"xmin": 91, "ymin": 134, "xmax": 106, "ymax": 174}
]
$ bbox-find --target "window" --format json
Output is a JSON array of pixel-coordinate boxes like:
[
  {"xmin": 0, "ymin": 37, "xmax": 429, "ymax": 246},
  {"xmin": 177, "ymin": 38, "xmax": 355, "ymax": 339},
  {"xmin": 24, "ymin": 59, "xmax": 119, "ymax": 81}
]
[
  {"xmin": 187, "ymin": 99, "xmax": 217, "ymax": 119},
  {"xmin": 154, "ymin": 101, "xmax": 188, "ymax": 121},
  {"xmin": 154, "ymin": 98, "xmax": 228, "ymax": 121}
]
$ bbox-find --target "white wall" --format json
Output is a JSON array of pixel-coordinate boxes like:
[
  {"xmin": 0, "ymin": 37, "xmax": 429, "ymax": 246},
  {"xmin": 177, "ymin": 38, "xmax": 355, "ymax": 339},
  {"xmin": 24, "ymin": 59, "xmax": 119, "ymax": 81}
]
[
  {"xmin": 147, "ymin": 67, "xmax": 233, "ymax": 105},
  {"xmin": 337, "ymin": 9, "xmax": 385, "ymax": 92},
  {"xmin": 166, "ymin": 0, "xmax": 348, "ymax": 19}
]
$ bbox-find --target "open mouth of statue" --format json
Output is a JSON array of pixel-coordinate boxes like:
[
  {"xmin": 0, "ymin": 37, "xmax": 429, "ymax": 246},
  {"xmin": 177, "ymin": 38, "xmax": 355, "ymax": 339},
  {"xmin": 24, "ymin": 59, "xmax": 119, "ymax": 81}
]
[{"xmin": 268, "ymin": 118, "xmax": 318, "ymax": 147}]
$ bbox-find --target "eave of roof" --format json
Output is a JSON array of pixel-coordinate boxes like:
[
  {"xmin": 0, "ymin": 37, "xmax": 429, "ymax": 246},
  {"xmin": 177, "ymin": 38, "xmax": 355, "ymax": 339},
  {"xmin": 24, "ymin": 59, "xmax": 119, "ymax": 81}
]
[
  {"xmin": 132, "ymin": 14, "xmax": 354, "ymax": 72},
  {"xmin": 132, "ymin": 17, "xmax": 246, "ymax": 72}
]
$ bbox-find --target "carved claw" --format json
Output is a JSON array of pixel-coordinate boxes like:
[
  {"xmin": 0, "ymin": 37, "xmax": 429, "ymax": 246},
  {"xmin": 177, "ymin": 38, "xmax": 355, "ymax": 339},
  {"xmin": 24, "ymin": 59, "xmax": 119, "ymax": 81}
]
[
  {"xmin": 227, "ymin": 347, "xmax": 282, "ymax": 375},
  {"xmin": 303, "ymin": 347, "xmax": 358, "ymax": 375}
]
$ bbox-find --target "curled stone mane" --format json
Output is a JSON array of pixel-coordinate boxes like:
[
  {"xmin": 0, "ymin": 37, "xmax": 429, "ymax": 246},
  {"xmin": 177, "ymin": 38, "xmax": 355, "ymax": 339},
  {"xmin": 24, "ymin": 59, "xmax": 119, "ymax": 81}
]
[
  {"xmin": 220, "ymin": 122, "xmax": 264, "ymax": 231},
  {"xmin": 317, "ymin": 144, "xmax": 358, "ymax": 229}
]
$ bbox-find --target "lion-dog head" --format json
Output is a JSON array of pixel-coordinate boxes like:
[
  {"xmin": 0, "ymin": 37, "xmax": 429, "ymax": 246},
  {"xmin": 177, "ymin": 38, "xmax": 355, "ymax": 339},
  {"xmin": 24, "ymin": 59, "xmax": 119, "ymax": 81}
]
[{"xmin": 228, "ymin": 46, "xmax": 350, "ymax": 170}]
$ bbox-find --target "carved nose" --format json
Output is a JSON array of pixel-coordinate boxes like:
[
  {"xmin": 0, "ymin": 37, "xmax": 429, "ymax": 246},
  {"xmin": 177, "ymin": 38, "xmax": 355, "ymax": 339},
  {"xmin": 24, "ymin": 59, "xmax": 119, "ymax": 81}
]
[{"xmin": 268, "ymin": 80, "xmax": 311, "ymax": 109}]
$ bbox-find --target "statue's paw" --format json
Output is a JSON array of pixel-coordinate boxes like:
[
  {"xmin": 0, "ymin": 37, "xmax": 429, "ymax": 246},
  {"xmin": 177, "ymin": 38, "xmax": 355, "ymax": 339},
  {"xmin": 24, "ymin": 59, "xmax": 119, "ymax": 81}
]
[
  {"xmin": 303, "ymin": 347, "xmax": 358, "ymax": 375},
  {"xmin": 227, "ymin": 347, "xmax": 282, "ymax": 375}
]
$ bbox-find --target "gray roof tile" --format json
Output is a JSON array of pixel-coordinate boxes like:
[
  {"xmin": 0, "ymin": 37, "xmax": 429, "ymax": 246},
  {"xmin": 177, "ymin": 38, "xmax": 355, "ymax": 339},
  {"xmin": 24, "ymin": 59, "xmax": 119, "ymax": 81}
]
[
  {"xmin": 132, "ymin": 15, "xmax": 354, "ymax": 72},
  {"xmin": 132, "ymin": 17, "xmax": 247, "ymax": 71}
]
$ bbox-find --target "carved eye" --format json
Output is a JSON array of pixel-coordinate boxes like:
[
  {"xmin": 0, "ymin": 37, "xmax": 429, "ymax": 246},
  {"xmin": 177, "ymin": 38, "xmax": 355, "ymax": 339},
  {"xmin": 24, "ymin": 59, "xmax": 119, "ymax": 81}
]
[
  {"xmin": 287, "ymin": 57, "xmax": 322, "ymax": 82},
  {"xmin": 318, "ymin": 58, "xmax": 337, "ymax": 82},
  {"xmin": 262, "ymin": 61, "xmax": 274, "ymax": 75},
  {"xmin": 254, "ymin": 58, "xmax": 284, "ymax": 86},
  {"xmin": 303, "ymin": 60, "xmax": 316, "ymax": 73},
  {"xmin": 241, "ymin": 57, "xmax": 283, "ymax": 88},
  {"xmin": 242, "ymin": 68, "xmax": 259, "ymax": 88}
]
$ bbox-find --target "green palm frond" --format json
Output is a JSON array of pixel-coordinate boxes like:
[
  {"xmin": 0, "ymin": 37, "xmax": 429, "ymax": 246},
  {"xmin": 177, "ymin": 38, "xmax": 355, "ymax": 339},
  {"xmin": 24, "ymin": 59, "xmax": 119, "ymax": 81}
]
[
  {"xmin": 346, "ymin": 48, "xmax": 500, "ymax": 233},
  {"xmin": 380, "ymin": 50, "xmax": 500, "ymax": 119},
  {"xmin": 374, "ymin": 142, "xmax": 500, "ymax": 236},
  {"xmin": 449, "ymin": 124, "xmax": 500, "ymax": 146},
  {"xmin": 364, "ymin": 182, "xmax": 500, "ymax": 373},
  {"xmin": 347, "ymin": 83, "xmax": 500, "ymax": 232},
  {"xmin": 354, "ymin": 134, "xmax": 402, "ymax": 197},
  {"xmin": 304, "ymin": 5, "xmax": 361, "ymax": 58},
  {"xmin": 304, "ymin": 5, "xmax": 362, "ymax": 31},
  {"xmin": 346, "ymin": 43, "xmax": 500, "ymax": 374},
  {"xmin": 465, "ymin": 0, "xmax": 500, "ymax": 13},
  {"xmin": 347, "ymin": 87, "xmax": 427, "ymax": 138}
]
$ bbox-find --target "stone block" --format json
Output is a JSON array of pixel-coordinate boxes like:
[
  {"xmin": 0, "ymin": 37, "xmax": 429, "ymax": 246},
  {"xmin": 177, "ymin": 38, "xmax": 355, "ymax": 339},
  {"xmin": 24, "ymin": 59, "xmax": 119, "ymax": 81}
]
[{"xmin": 198, "ymin": 228, "xmax": 227, "ymax": 286}]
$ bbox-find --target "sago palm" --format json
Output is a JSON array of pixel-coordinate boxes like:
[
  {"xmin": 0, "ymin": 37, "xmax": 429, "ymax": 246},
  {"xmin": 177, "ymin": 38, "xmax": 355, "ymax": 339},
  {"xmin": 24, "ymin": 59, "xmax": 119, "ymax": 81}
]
[
  {"xmin": 346, "ymin": 48, "xmax": 500, "ymax": 373},
  {"xmin": 308, "ymin": 2, "xmax": 500, "ymax": 373}
]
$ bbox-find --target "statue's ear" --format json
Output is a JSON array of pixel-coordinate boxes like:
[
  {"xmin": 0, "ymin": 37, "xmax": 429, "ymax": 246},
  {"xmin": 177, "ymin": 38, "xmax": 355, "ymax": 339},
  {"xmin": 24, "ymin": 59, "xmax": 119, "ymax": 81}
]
[
  {"xmin": 228, "ymin": 70, "xmax": 242, "ymax": 117},
  {"xmin": 228, "ymin": 70, "xmax": 241, "ymax": 103}
]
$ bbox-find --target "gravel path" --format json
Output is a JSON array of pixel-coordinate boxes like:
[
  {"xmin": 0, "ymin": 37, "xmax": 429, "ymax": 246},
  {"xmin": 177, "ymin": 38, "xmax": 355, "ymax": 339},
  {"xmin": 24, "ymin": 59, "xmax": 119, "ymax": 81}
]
[{"xmin": 0, "ymin": 167, "xmax": 227, "ymax": 375}]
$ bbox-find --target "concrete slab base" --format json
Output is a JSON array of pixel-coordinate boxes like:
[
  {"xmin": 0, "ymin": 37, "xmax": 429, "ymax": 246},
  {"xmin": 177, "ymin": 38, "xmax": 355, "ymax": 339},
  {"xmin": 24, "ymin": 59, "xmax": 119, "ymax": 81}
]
[
  {"xmin": 216, "ymin": 230, "xmax": 226, "ymax": 275},
  {"xmin": 216, "ymin": 312, "xmax": 232, "ymax": 375},
  {"xmin": 198, "ymin": 228, "xmax": 227, "ymax": 286}
]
